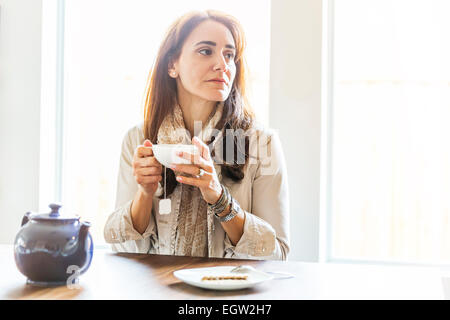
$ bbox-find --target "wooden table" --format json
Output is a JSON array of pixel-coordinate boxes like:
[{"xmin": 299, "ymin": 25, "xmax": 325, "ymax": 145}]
[{"xmin": 0, "ymin": 245, "xmax": 447, "ymax": 300}]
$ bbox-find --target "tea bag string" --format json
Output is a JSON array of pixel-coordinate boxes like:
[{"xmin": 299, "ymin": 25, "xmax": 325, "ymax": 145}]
[{"xmin": 164, "ymin": 165, "xmax": 166, "ymax": 199}]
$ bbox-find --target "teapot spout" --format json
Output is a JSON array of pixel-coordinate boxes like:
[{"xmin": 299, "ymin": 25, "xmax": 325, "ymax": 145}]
[{"xmin": 21, "ymin": 212, "xmax": 32, "ymax": 227}]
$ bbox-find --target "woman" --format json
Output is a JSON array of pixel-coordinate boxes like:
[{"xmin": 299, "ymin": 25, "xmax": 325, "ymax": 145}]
[{"xmin": 104, "ymin": 10, "xmax": 290, "ymax": 260}]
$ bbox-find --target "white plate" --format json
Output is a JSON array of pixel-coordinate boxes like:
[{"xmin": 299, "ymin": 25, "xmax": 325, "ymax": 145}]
[{"xmin": 173, "ymin": 266, "xmax": 273, "ymax": 291}]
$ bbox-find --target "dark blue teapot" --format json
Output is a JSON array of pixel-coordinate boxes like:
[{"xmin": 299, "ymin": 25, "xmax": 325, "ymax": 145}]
[{"xmin": 14, "ymin": 203, "xmax": 93, "ymax": 286}]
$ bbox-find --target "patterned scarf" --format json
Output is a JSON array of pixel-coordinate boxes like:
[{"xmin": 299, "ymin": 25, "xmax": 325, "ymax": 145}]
[{"xmin": 156, "ymin": 101, "xmax": 224, "ymax": 257}]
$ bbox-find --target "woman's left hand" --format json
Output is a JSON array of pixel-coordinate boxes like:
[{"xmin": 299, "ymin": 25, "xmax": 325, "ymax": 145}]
[{"xmin": 170, "ymin": 136, "xmax": 223, "ymax": 205}]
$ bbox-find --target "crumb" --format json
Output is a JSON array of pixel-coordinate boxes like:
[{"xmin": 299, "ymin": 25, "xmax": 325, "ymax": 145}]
[{"xmin": 201, "ymin": 275, "xmax": 248, "ymax": 281}]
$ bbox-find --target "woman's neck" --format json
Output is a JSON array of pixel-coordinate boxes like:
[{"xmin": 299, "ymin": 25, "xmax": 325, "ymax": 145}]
[{"xmin": 176, "ymin": 89, "xmax": 217, "ymax": 139}]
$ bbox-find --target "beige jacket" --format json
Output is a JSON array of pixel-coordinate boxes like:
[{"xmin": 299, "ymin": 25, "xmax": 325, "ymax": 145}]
[{"xmin": 103, "ymin": 122, "xmax": 290, "ymax": 260}]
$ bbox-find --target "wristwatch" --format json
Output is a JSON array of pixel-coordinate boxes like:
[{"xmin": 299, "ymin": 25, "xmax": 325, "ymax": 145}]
[{"xmin": 214, "ymin": 196, "xmax": 241, "ymax": 223}]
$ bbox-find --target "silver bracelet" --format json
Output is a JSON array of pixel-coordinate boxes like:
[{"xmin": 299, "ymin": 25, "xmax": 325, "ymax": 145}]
[
  {"xmin": 209, "ymin": 184, "xmax": 230, "ymax": 214},
  {"xmin": 216, "ymin": 197, "xmax": 240, "ymax": 223}
]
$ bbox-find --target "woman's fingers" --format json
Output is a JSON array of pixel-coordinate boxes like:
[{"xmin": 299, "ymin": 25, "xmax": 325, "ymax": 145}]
[
  {"xmin": 135, "ymin": 166, "xmax": 162, "ymax": 176},
  {"xmin": 171, "ymin": 163, "xmax": 212, "ymax": 176},
  {"xmin": 136, "ymin": 175, "xmax": 162, "ymax": 185},
  {"xmin": 176, "ymin": 150, "xmax": 209, "ymax": 166},
  {"xmin": 136, "ymin": 156, "xmax": 161, "ymax": 168},
  {"xmin": 175, "ymin": 175, "xmax": 205, "ymax": 187},
  {"xmin": 192, "ymin": 136, "xmax": 211, "ymax": 161},
  {"xmin": 131, "ymin": 140, "xmax": 163, "ymax": 192},
  {"xmin": 176, "ymin": 150, "xmax": 201, "ymax": 164},
  {"xmin": 136, "ymin": 140, "xmax": 153, "ymax": 158},
  {"xmin": 136, "ymin": 147, "xmax": 153, "ymax": 158}
]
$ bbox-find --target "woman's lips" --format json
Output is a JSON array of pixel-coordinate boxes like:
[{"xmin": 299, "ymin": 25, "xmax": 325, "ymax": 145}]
[{"xmin": 208, "ymin": 80, "xmax": 227, "ymax": 85}]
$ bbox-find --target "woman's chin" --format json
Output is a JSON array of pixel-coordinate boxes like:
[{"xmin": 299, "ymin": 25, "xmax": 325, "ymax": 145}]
[{"xmin": 205, "ymin": 91, "xmax": 230, "ymax": 102}]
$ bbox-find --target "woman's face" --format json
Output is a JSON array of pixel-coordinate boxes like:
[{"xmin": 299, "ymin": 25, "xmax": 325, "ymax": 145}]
[{"xmin": 170, "ymin": 20, "xmax": 237, "ymax": 102}]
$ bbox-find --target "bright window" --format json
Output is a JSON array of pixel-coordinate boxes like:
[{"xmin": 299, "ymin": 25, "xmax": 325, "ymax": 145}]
[
  {"xmin": 40, "ymin": 0, "xmax": 271, "ymax": 245},
  {"xmin": 329, "ymin": 0, "xmax": 450, "ymax": 264}
]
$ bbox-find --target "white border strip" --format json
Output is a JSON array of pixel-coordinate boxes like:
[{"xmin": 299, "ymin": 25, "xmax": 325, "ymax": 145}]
[
  {"xmin": 319, "ymin": 0, "xmax": 334, "ymax": 263},
  {"xmin": 39, "ymin": 0, "xmax": 57, "ymax": 211},
  {"xmin": 54, "ymin": 0, "xmax": 65, "ymax": 202},
  {"xmin": 39, "ymin": 0, "xmax": 65, "ymax": 211}
]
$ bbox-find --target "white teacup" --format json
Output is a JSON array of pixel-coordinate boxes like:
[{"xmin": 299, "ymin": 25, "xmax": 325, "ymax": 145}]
[{"xmin": 152, "ymin": 144, "xmax": 199, "ymax": 167}]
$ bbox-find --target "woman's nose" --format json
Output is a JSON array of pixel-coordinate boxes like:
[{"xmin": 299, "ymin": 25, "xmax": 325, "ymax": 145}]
[{"xmin": 214, "ymin": 54, "xmax": 228, "ymax": 72}]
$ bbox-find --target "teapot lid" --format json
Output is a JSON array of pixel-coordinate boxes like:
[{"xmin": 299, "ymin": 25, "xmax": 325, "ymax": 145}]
[{"xmin": 31, "ymin": 203, "xmax": 80, "ymax": 222}]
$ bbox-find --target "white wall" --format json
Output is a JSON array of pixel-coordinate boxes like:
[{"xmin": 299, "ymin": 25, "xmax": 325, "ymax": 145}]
[
  {"xmin": 270, "ymin": 0, "xmax": 323, "ymax": 261},
  {"xmin": 0, "ymin": 0, "xmax": 42, "ymax": 243}
]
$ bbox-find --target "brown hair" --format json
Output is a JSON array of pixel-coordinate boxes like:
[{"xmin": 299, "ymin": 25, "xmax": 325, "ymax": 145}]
[{"xmin": 143, "ymin": 10, "xmax": 255, "ymax": 198}]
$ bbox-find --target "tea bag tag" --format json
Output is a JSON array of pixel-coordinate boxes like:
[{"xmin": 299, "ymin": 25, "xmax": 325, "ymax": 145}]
[
  {"xmin": 159, "ymin": 198, "xmax": 171, "ymax": 215},
  {"xmin": 159, "ymin": 165, "xmax": 171, "ymax": 215}
]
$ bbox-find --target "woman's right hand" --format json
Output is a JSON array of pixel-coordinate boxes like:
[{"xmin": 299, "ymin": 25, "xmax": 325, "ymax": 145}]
[{"xmin": 132, "ymin": 139, "xmax": 162, "ymax": 197}]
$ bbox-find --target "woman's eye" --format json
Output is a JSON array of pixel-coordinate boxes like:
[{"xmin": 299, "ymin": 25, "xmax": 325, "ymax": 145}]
[
  {"xmin": 199, "ymin": 48, "xmax": 212, "ymax": 55},
  {"xmin": 199, "ymin": 49, "xmax": 235, "ymax": 60},
  {"xmin": 225, "ymin": 52, "xmax": 235, "ymax": 60}
]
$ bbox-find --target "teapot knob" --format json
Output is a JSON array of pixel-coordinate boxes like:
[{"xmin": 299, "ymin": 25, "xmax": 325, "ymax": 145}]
[{"xmin": 49, "ymin": 203, "xmax": 62, "ymax": 217}]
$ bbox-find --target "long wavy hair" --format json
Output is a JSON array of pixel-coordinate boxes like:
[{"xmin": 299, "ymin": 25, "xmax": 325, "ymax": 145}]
[{"xmin": 143, "ymin": 10, "xmax": 256, "ymax": 198}]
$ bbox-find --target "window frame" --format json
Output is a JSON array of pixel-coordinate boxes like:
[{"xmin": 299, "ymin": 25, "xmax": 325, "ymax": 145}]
[{"xmin": 323, "ymin": 0, "xmax": 450, "ymax": 268}]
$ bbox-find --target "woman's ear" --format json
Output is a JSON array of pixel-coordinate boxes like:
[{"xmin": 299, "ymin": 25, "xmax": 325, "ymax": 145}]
[
  {"xmin": 168, "ymin": 59, "xmax": 178, "ymax": 78},
  {"xmin": 168, "ymin": 69, "xmax": 178, "ymax": 78}
]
